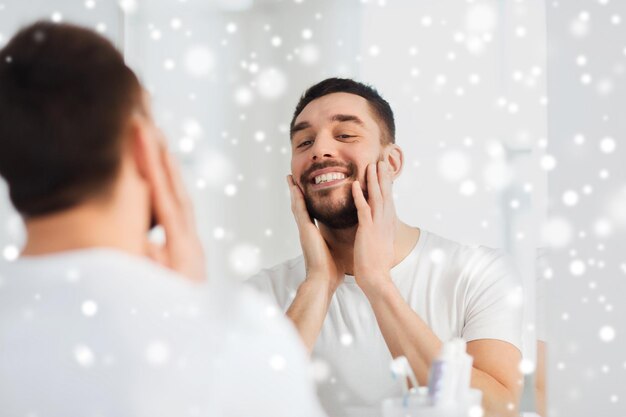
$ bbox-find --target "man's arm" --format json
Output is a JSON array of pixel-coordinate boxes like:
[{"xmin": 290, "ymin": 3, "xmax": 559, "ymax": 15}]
[
  {"xmin": 535, "ymin": 340, "xmax": 546, "ymax": 416},
  {"xmin": 286, "ymin": 274, "xmax": 337, "ymax": 352},
  {"xmin": 365, "ymin": 281, "xmax": 522, "ymax": 416},
  {"xmin": 352, "ymin": 162, "xmax": 522, "ymax": 417},
  {"xmin": 284, "ymin": 175, "xmax": 344, "ymax": 352}
]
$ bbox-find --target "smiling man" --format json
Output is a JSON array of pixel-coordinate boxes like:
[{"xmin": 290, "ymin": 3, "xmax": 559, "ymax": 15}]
[{"xmin": 248, "ymin": 78, "xmax": 524, "ymax": 417}]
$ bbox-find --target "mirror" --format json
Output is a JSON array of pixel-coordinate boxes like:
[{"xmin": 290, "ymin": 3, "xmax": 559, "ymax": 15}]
[{"xmin": 0, "ymin": 1, "xmax": 549, "ymax": 416}]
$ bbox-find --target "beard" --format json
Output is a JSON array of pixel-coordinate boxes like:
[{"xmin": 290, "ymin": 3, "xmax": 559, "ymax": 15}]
[
  {"xmin": 300, "ymin": 160, "xmax": 369, "ymax": 230},
  {"xmin": 305, "ymin": 185, "xmax": 360, "ymax": 229}
]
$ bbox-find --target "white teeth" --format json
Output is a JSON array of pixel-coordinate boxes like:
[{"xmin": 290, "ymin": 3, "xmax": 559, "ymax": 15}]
[{"xmin": 314, "ymin": 172, "xmax": 346, "ymax": 185}]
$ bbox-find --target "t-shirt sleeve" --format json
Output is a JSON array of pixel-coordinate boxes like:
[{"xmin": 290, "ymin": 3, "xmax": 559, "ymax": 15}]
[
  {"xmin": 245, "ymin": 264, "xmax": 301, "ymax": 311},
  {"xmin": 246, "ymin": 268, "xmax": 276, "ymax": 296},
  {"xmin": 461, "ymin": 249, "xmax": 524, "ymax": 351}
]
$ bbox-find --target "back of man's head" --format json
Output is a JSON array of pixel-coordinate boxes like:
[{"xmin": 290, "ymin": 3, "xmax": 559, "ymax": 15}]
[{"xmin": 0, "ymin": 21, "xmax": 141, "ymax": 218}]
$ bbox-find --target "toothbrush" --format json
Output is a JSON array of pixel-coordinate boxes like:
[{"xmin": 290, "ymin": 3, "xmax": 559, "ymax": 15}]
[{"xmin": 390, "ymin": 356, "xmax": 419, "ymax": 407}]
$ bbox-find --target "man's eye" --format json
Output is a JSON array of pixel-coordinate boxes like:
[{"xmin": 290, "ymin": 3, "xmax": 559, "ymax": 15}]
[
  {"xmin": 336, "ymin": 134, "xmax": 354, "ymax": 139},
  {"xmin": 297, "ymin": 140, "xmax": 313, "ymax": 148}
]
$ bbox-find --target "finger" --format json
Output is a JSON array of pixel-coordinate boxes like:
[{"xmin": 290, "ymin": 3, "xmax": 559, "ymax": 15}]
[
  {"xmin": 145, "ymin": 241, "xmax": 169, "ymax": 267},
  {"xmin": 366, "ymin": 163, "xmax": 383, "ymax": 217},
  {"xmin": 143, "ymin": 136, "xmax": 181, "ymax": 234},
  {"xmin": 379, "ymin": 160, "xmax": 395, "ymax": 213},
  {"xmin": 352, "ymin": 181, "xmax": 372, "ymax": 224},
  {"xmin": 163, "ymin": 149, "xmax": 196, "ymax": 229},
  {"xmin": 162, "ymin": 149, "xmax": 186, "ymax": 209},
  {"xmin": 286, "ymin": 175, "xmax": 314, "ymax": 228}
]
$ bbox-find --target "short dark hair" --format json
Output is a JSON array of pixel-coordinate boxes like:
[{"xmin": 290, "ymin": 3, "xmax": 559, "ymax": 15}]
[
  {"xmin": 0, "ymin": 21, "xmax": 141, "ymax": 218},
  {"xmin": 290, "ymin": 77, "xmax": 396, "ymax": 144}
]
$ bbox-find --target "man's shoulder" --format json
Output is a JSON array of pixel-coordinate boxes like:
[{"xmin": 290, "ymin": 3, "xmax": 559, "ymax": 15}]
[
  {"xmin": 245, "ymin": 254, "xmax": 305, "ymax": 305},
  {"xmin": 249, "ymin": 254, "xmax": 305, "ymax": 282},
  {"xmin": 0, "ymin": 248, "xmax": 198, "ymax": 302},
  {"xmin": 418, "ymin": 230, "xmax": 514, "ymax": 286},
  {"xmin": 422, "ymin": 230, "xmax": 506, "ymax": 264}
]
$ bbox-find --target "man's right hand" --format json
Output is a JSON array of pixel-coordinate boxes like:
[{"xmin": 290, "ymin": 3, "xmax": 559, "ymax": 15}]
[
  {"xmin": 137, "ymin": 117, "xmax": 205, "ymax": 283},
  {"xmin": 287, "ymin": 175, "xmax": 344, "ymax": 295},
  {"xmin": 285, "ymin": 175, "xmax": 344, "ymax": 352}
]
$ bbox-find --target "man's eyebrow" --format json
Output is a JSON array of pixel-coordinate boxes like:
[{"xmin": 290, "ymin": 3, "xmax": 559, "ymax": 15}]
[
  {"xmin": 290, "ymin": 114, "xmax": 364, "ymax": 140},
  {"xmin": 290, "ymin": 121, "xmax": 312, "ymax": 140},
  {"xmin": 331, "ymin": 114, "xmax": 364, "ymax": 126}
]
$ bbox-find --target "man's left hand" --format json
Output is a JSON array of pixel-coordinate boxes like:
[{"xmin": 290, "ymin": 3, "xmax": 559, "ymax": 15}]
[{"xmin": 352, "ymin": 161, "xmax": 396, "ymax": 294}]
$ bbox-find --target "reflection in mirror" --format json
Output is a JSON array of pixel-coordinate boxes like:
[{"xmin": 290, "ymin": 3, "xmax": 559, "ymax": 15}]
[{"xmin": 0, "ymin": 1, "xmax": 548, "ymax": 417}]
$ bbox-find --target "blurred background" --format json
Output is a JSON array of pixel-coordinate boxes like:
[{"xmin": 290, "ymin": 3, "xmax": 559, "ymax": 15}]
[
  {"xmin": 0, "ymin": 0, "xmax": 553, "ymax": 414},
  {"xmin": 545, "ymin": 1, "xmax": 626, "ymax": 416}
]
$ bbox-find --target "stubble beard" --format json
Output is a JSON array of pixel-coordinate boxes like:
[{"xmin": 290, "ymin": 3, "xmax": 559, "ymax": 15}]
[{"xmin": 300, "ymin": 160, "xmax": 368, "ymax": 230}]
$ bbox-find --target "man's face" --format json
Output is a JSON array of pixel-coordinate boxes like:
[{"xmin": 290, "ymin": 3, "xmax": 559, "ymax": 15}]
[{"xmin": 290, "ymin": 92, "xmax": 387, "ymax": 229}]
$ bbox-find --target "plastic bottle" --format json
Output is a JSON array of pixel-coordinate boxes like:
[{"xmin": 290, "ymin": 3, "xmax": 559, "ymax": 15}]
[{"xmin": 427, "ymin": 338, "xmax": 473, "ymax": 409}]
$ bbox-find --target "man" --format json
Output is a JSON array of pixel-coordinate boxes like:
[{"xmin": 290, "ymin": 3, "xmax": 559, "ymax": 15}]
[
  {"xmin": 248, "ymin": 78, "xmax": 523, "ymax": 417},
  {"xmin": 0, "ymin": 22, "xmax": 325, "ymax": 417}
]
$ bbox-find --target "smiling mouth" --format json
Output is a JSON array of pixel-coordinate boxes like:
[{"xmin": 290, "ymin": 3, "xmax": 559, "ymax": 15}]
[
  {"xmin": 313, "ymin": 172, "xmax": 347, "ymax": 185},
  {"xmin": 309, "ymin": 172, "xmax": 350, "ymax": 191},
  {"xmin": 301, "ymin": 161, "xmax": 356, "ymax": 191}
]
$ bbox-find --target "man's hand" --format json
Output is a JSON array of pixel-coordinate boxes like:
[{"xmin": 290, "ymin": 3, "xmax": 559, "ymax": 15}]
[
  {"xmin": 285, "ymin": 175, "xmax": 344, "ymax": 352},
  {"xmin": 352, "ymin": 161, "xmax": 395, "ymax": 295},
  {"xmin": 287, "ymin": 175, "xmax": 344, "ymax": 294},
  {"xmin": 143, "ymin": 134, "xmax": 205, "ymax": 282}
]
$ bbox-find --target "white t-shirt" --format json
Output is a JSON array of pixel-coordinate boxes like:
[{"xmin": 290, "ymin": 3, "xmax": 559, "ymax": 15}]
[
  {"xmin": 0, "ymin": 248, "xmax": 326, "ymax": 417},
  {"xmin": 248, "ymin": 229, "xmax": 523, "ymax": 417}
]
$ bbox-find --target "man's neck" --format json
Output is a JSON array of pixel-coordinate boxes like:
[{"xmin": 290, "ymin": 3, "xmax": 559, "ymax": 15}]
[
  {"xmin": 21, "ymin": 203, "xmax": 146, "ymax": 258},
  {"xmin": 318, "ymin": 219, "xmax": 421, "ymax": 276}
]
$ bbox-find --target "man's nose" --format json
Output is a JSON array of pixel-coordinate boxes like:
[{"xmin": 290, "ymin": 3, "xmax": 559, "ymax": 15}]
[{"xmin": 310, "ymin": 134, "xmax": 335, "ymax": 161}]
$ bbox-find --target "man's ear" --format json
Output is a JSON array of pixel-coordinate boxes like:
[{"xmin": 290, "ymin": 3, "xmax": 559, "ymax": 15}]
[{"xmin": 384, "ymin": 144, "xmax": 404, "ymax": 180}]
